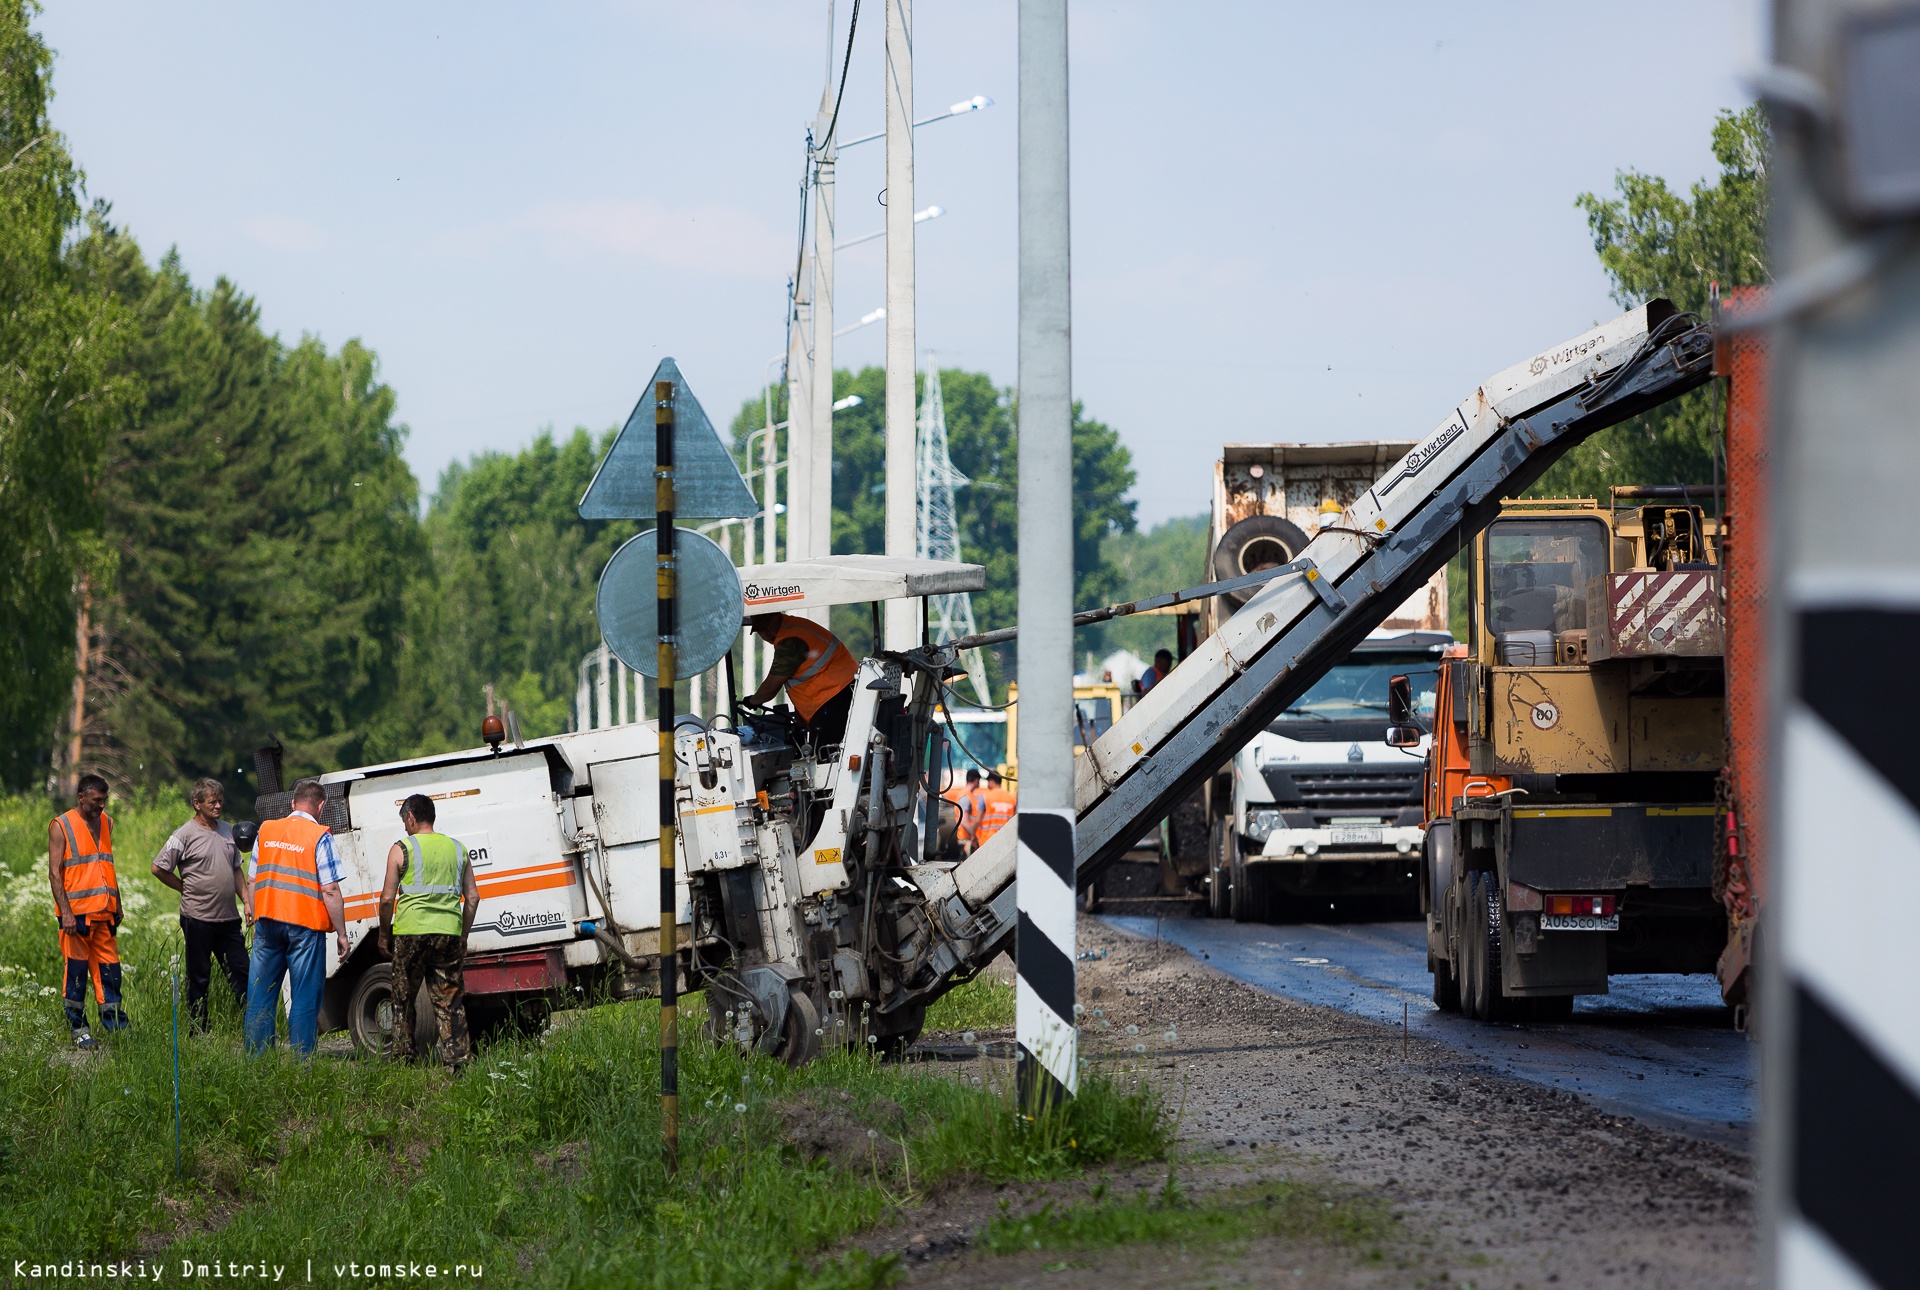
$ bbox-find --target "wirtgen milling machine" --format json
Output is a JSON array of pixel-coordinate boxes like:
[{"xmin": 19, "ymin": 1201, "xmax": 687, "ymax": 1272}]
[
  {"xmin": 1416, "ymin": 489, "xmax": 1726, "ymax": 1021},
  {"xmin": 261, "ymin": 299, "xmax": 1728, "ymax": 1060}
]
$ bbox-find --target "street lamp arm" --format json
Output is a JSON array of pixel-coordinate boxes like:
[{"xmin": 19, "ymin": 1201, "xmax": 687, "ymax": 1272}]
[{"xmin": 836, "ymin": 95, "xmax": 994, "ymax": 149}]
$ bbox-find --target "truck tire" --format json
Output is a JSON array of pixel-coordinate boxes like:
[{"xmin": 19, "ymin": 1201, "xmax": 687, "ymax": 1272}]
[
  {"xmin": 1212, "ymin": 515, "xmax": 1312, "ymax": 608},
  {"xmin": 1466, "ymin": 871, "xmax": 1514, "ymax": 1022},
  {"xmin": 1206, "ymin": 819, "xmax": 1232, "ymax": 918},
  {"xmin": 346, "ymin": 963, "xmax": 438, "ymax": 1059},
  {"xmin": 1460, "ymin": 877, "xmax": 1485, "ymax": 1019},
  {"xmin": 781, "ymin": 989, "xmax": 823, "ymax": 1067},
  {"xmin": 1430, "ymin": 953, "xmax": 1461, "ymax": 1013},
  {"xmin": 1229, "ymin": 851, "xmax": 1266, "ymax": 923}
]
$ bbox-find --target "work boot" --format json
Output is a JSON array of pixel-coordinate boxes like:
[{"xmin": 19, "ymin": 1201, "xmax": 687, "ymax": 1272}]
[
  {"xmin": 99, "ymin": 1005, "xmax": 130, "ymax": 1033},
  {"xmin": 72, "ymin": 1028, "xmax": 97, "ymax": 1051}
]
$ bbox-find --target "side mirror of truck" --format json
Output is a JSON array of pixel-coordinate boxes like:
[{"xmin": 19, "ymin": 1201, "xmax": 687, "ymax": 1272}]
[
  {"xmin": 1385, "ymin": 674, "xmax": 1422, "ymax": 747},
  {"xmin": 1387, "ymin": 674, "xmax": 1413, "ymax": 724}
]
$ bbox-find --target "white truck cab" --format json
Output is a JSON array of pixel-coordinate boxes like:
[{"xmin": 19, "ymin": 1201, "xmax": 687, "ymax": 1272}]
[{"xmin": 1211, "ymin": 629, "xmax": 1451, "ymax": 920}]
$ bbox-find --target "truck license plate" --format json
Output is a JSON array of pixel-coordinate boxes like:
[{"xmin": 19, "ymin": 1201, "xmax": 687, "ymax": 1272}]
[
  {"xmin": 1541, "ymin": 913, "xmax": 1619, "ymax": 932},
  {"xmin": 1329, "ymin": 826, "xmax": 1382, "ymax": 845}
]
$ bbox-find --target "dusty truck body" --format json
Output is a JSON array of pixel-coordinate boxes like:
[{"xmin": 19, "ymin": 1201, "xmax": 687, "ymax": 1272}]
[
  {"xmin": 1193, "ymin": 443, "xmax": 1451, "ymax": 916},
  {"xmin": 1420, "ymin": 489, "xmax": 1728, "ymax": 1021}
]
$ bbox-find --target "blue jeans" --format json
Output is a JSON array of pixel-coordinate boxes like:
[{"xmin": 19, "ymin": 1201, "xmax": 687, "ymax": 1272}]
[{"xmin": 245, "ymin": 919, "xmax": 327, "ymax": 1056}]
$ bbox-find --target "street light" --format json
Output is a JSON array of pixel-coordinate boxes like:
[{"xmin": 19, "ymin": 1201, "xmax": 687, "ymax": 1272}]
[
  {"xmin": 836, "ymin": 205, "xmax": 945, "ymax": 252},
  {"xmin": 837, "ymin": 95, "xmax": 995, "ymax": 149},
  {"xmin": 834, "ymin": 308, "xmax": 885, "ymax": 339}
]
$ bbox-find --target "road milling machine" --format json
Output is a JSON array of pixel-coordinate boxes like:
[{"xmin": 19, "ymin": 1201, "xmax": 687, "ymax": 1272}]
[{"xmin": 270, "ymin": 298, "xmax": 1723, "ymax": 1058}]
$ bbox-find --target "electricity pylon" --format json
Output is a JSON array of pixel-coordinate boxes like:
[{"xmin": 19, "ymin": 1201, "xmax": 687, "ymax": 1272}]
[{"xmin": 915, "ymin": 364, "xmax": 990, "ymax": 704}]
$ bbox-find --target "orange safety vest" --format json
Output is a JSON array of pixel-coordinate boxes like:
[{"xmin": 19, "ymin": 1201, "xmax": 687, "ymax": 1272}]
[
  {"xmin": 253, "ymin": 815, "xmax": 334, "ymax": 931},
  {"xmin": 974, "ymin": 788, "xmax": 1016, "ymax": 844},
  {"xmin": 54, "ymin": 809, "xmax": 118, "ymax": 918},
  {"xmin": 774, "ymin": 617, "xmax": 858, "ymax": 720}
]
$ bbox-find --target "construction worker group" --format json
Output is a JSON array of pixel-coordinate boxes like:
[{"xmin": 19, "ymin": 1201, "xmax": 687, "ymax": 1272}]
[
  {"xmin": 945, "ymin": 766, "xmax": 1016, "ymax": 854},
  {"xmin": 48, "ymin": 775, "xmax": 475, "ymax": 1071}
]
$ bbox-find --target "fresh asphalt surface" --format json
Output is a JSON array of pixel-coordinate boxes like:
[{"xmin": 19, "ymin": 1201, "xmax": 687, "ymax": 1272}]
[{"xmin": 1103, "ymin": 912, "xmax": 1755, "ymax": 1148}]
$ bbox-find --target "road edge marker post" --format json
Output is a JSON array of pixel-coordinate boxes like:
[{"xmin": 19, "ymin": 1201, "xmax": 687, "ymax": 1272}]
[
  {"xmin": 655, "ymin": 377, "xmax": 679, "ymax": 1173},
  {"xmin": 1014, "ymin": 0, "xmax": 1076, "ymax": 1113}
]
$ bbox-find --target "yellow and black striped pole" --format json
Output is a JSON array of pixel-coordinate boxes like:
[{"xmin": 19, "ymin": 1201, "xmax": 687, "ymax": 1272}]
[{"xmin": 654, "ymin": 377, "xmax": 679, "ymax": 1172}]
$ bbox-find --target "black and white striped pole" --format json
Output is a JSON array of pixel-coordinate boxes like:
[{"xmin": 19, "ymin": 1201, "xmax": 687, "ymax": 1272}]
[
  {"xmin": 1764, "ymin": 6, "xmax": 1920, "ymax": 1285},
  {"xmin": 1014, "ymin": 0, "xmax": 1076, "ymax": 1109},
  {"xmin": 655, "ymin": 377, "xmax": 679, "ymax": 1173}
]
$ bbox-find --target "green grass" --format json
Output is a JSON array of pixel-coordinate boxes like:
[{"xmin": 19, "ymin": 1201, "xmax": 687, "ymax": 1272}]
[
  {"xmin": 922, "ymin": 975, "xmax": 1014, "ymax": 1033},
  {"xmin": 976, "ymin": 1178, "xmax": 1395, "ymax": 1260},
  {"xmin": 0, "ymin": 792, "xmax": 1173, "ymax": 1285}
]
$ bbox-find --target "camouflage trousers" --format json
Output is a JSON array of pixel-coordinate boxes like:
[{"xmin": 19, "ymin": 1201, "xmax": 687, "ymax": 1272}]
[{"xmin": 390, "ymin": 933, "xmax": 470, "ymax": 1070}]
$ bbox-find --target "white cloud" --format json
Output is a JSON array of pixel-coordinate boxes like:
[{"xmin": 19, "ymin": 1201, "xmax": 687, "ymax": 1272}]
[{"xmin": 236, "ymin": 215, "xmax": 333, "ymax": 253}]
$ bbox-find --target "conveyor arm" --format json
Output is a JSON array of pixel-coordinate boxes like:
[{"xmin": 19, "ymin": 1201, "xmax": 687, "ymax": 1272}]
[{"xmin": 911, "ymin": 301, "xmax": 1714, "ymax": 970}]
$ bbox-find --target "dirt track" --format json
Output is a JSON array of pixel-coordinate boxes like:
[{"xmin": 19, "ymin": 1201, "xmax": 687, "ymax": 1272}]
[{"xmin": 872, "ymin": 914, "xmax": 1756, "ymax": 1288}]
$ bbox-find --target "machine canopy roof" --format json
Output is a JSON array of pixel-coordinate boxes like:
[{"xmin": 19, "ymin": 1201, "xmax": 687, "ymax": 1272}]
[{"xmin": 738, "ymin": 556, "xmax": 986, "ymax": 616}]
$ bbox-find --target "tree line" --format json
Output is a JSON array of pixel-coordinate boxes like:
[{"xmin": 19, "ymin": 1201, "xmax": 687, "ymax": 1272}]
[
  {"xmin": 0, "ymin": 0, "xmax": 1764, "ymax": 801},
  {"xmin": 0, "ymin": 5, "xmax": 1140, "ymax": 800}
]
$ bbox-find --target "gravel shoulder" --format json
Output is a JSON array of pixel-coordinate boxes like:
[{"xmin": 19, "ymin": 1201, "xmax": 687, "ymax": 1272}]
[{"xmin": 862, "ymin": 914, "xmax": 1756, "ymax": 1288}]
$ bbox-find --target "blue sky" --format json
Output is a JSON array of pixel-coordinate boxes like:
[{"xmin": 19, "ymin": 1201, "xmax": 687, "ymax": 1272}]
[{"xmin": 38, "ymin": 2, "xmax": 1759, "ymax": 527}]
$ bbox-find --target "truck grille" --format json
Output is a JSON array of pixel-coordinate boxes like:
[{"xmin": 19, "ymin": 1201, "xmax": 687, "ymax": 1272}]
[{"xmin": 1261, "ymin": 765, "xmax": 1421, "ymax": 823}]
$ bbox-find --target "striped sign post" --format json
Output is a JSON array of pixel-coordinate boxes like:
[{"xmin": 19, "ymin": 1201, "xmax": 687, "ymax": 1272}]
[
  {"xmin": 1015, "ymin": 0, "xmax": 1076, "ymax": 1112},
  {"xmin": 1765, "ymin": 5, "xmax": 1920, "ymax": 1283},
  {"xmin": 1016, "ymin": 810, "xmax": 1077, "ymax": 1104}
]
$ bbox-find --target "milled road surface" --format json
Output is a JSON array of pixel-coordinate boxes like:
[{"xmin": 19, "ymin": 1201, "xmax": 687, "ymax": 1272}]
[
  {"xmin": 1104, "ymin": 912, "xmax": 1754, "ymax": 1147},
  {"xmin": 874, "ymin": 914, "xmax": 1754, "ymax": 1287}
]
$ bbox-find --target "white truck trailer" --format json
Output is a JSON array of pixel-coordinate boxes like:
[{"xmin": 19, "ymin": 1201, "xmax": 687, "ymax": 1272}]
[{"xmin": 265, "ymin": 300, "xmax": 1716, "ymax": 1058}]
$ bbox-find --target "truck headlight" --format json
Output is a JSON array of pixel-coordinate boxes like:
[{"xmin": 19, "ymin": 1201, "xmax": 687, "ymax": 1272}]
[{"xmin": 1245, "ymin": 809, "xmax": 1287, "ymax": 842}]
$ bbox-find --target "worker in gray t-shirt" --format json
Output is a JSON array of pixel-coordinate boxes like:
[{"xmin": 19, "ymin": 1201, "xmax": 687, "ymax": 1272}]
[{"xmin": 151, "ymin": 777, "xmax": 250, "ymax": 1030}]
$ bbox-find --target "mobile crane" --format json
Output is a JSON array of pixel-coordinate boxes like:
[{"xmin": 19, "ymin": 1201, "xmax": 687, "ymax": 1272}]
[{"xmin": 272, "ymin": 299, "xmax": 1715, "ymax": 1059}]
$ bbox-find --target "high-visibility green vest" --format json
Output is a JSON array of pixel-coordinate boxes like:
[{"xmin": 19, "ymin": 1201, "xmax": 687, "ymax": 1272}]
[{"xmin": 392, "ymin": 833, "xmax": 465, "ymax": 936}]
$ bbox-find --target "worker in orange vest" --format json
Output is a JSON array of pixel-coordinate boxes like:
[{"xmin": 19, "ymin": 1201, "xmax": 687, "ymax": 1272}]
[
  {"xmin": 939, "ymin": 767, "xmax": 987, "ymax": 855},
  {"xmin": 746, "ymin": 613, "xmax": 860, "ymax": 748},
  {"xmin": 49, "ymin": 773, "xmax": 126, "ymax": 1049},
  {"xmin": 244, "ymin": 777, "xmax": 350, "ymax": 1057},
  {"xmin": 956, "ymin": 768, "xmax": 989, "ymax": 852},
  {"xmin": 974, "ymin": 770, "xmax": 1017, "ymax": 845}
]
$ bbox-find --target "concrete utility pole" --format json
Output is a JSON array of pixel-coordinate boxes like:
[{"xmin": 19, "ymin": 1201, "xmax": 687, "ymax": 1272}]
[
  {"xmin": 1762, "ymin": 3, "xmax": 1920, "ymax": 1285},
  {"xmin": 808, "ymin": 0, "xmax": 838, "ymax": 585},
  {"xmin": 882, "ymin": 0, "xmax": 918, "ymax": 649},
  {"xmin": 785, "ymin": 265, "xmax": 816, "ymax": 579},
  {"xmin": 1013, "ymin": 0, "xmax": 1076, "ymax": 1106}
]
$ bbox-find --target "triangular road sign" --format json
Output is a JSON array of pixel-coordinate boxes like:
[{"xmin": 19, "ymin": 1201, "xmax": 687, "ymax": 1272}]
[{"xmin": 578, "ymin": 357, "xmax": 758, "ymax": 520}]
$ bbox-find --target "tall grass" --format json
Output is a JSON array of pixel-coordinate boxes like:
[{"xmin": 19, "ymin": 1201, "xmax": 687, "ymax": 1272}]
[{"xmin": 0, "ymin": 793, "xmax": 1174, "ymax": 1284}]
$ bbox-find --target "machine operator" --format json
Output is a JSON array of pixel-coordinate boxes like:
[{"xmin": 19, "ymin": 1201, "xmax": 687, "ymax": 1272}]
[{"xmin": 746, "ymin": 612, "xmax": 859, "ymax": 748}]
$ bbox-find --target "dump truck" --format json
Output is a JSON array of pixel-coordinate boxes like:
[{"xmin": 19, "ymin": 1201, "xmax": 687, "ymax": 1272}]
[
  {"xmin": 1197, "ymin": 443, "xmax": 1452, "ymax": 917},
  {"xmin": 1412, "ymin": 487, "xmax": 1727, "ymax": 1020},
  {"xmin": 250, "ymin": 299, "xmax": 1717, "ymax": 1060}
]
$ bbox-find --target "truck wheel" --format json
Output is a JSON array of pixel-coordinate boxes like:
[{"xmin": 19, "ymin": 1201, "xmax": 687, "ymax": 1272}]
[
  {"xmin": 346, "ymin": 964, "xmax": 437, "ymax": 1058},
  {"xmin": 1460, "ymin": 877, "xmax": 1485, "ymax": 1019},
  {"xmin": 347, "ymin": 964, "xmax": 394, "ymax": 1057},
  {"xmin": 781, "ymin": 989, "xmax": 823, "ymax": 1067},
  {"xmin": 1430, "ymin": 953, "xmax": 1461, "ymax": 1013},
  {"xmin": 1467, "ymin": 872, "xmax": 1514, "ymax": 1022},
  {"xmin": 1229, "ymin": 853, "xmax": 1266, "ymax": 923},
  {"xmin": 1212, "ymin": 515, "xmax": 1312, "ymax": 608},
  {"xmin": 1206, "ymin": 820, "xmax": 1232, "ymax": 918}
]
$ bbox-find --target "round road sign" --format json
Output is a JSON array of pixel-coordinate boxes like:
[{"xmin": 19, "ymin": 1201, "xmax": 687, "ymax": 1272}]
[{"xmin": 596, "ymin": 528, "xmax": 744, "ymax": 678}]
